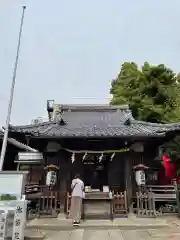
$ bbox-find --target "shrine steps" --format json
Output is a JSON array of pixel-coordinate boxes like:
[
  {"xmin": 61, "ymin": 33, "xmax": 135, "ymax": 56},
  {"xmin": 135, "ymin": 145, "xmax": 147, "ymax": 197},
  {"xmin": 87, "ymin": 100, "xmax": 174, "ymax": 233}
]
[{"xmin": 27, "ymin": 216, "xmax": 169, "ymax": 231}]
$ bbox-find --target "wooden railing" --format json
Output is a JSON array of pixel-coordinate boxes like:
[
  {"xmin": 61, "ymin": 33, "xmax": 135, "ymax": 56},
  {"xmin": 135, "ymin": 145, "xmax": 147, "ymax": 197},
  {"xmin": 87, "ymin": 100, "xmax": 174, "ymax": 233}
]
[
  {"xmin": 146, "ymin": 185, "xmax": 177, "ymax": 202},
  {"xmin": 136, "ymin": 192, "xmax": 156, "ymax": 218},
  {"xmin": 38, "ymin": 186, "xmax": 61, "ymax": 216},
  {"xmin": 25, "ymin": 185, "xmax": 61, "ymax": 217},
  {"xmin": 134, "ymin": 185, "xmax": 178, "ymax": 217},
  {"xmin": 146, "ymin": 184, "xmax": 178, "ymax": 214},
  {"xmin": 113, "ymin": 191, "xmax": 128, "ymax": 216}
]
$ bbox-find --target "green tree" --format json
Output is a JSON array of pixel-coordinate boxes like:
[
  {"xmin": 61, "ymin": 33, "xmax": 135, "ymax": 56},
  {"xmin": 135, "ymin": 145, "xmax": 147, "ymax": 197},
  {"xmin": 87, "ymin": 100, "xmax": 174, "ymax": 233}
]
[{"xmin": 110, "ymin": 62, "xmax": 180, "ymax": 123}]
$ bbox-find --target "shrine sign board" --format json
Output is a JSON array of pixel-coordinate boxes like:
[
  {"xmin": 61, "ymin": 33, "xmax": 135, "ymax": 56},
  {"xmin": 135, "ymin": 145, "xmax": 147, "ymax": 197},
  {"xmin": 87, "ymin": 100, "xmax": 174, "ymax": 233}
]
[{"xmin": 0, "ymin": 172, "xmax": 28, "ymax": 200}]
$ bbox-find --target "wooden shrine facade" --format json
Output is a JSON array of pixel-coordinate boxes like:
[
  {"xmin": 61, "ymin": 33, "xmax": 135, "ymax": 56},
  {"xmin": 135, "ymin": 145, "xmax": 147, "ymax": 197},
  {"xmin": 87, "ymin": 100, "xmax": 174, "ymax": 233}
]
[{"xmin": 4, "ymin": 103, "xmax": 180, "ymax": 216}]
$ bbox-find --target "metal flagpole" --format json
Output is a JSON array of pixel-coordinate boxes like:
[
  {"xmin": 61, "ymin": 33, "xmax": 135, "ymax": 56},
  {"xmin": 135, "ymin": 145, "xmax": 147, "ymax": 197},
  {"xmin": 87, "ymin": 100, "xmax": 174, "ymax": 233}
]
[{"xmin": 0, "ymin": 6, "xmax": 26, "ymax": 171}]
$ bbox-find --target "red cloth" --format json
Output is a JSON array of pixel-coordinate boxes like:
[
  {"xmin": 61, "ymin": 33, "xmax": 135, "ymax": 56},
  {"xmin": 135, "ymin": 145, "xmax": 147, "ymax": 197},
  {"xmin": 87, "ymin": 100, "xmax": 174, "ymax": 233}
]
[
  {"xmin": 162, "ymin": 155, "xmax": 176, "ymax": 179},
  {"xmin": 158, "ymin": 167, "xmax": 169, "ymax": 184}
]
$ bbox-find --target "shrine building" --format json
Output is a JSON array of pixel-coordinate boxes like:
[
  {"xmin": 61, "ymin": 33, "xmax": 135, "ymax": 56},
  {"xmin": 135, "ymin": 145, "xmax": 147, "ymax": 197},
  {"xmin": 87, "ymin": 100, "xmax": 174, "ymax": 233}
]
[{"xmin": 4, "ymin": 101, "xmax": 180, "ymax": 216}]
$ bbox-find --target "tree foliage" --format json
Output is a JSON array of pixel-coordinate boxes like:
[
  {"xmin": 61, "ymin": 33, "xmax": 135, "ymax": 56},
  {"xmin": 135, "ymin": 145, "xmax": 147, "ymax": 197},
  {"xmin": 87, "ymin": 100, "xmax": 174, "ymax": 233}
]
[{"xmin": 110, "ymin": 62, "xmax": 180, "ymax": 123}]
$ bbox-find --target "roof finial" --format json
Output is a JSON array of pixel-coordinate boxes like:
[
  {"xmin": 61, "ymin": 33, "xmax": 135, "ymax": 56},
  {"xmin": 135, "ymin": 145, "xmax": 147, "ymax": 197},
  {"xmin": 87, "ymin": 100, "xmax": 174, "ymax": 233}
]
[{"xmin": 57, "ymin": 106, "xmax": 66, "ymax": 125}]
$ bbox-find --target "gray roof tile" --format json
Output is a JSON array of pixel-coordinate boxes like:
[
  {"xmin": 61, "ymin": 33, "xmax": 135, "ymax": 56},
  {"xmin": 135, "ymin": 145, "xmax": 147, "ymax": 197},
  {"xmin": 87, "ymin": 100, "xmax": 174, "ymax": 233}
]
[
  {"xmin": 0, "ymin": 130, "xmax": 38, "ymax": 151},
  {"xmin": 8, "ymin": 119, "xmax": 168, "ymax": 138},
  {"xmin": 8, "ymin": 105, "xmax": 180, "ymax": 138}
]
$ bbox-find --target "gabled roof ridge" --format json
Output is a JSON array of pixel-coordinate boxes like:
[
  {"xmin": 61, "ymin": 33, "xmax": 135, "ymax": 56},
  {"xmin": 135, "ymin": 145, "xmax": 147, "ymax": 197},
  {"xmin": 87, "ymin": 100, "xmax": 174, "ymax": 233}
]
[
  {"xmin": 9, "ymin": 120, "xmax": 57, "ymax": 129},
  {"xmin": 55, "ymin": 104, "xmax": 129, "ymax": 111}
]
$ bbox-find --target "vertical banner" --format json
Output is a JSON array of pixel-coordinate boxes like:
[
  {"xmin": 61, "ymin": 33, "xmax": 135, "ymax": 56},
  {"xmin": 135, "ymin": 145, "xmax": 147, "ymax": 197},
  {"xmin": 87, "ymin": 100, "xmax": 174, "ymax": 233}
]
[
  {"xmin": 0, "ymin": 211, "xmax": 8, "ymax": 240},
  {"xmin": 12, "ymin": 201, "xmax": 27, "ymax": 240}
]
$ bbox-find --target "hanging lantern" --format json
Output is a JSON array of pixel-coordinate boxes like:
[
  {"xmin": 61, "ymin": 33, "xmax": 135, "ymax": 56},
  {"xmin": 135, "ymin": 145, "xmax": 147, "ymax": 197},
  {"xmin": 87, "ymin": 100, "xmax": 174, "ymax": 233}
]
[
  {"xmin": 135, "ymin": 170, "xmax": 145, "ymax": 186},
  {"xmin": 133, "ymin": 164, "xmax": 149, "ymax": 186},
  {"xmin": 44, "ymin": 164, "xmax": 59, "ymax": 187},
  {"xmin": 46, "ymin": 171, "xmax": 57, "ymax": 186}
]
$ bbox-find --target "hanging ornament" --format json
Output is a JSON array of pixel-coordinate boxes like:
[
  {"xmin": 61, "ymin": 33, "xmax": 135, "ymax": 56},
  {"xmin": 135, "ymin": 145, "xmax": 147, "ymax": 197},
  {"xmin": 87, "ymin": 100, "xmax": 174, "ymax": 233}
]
[
  {"xmin": 82, "ymin": 152, "xmax": 87, "ymax": 161},
  {"xmin": 133, "ymin": 164, "xmax": 148, "ymax": 186},
  {"xmin": 135, "ymin": 170, "xmax": 145, "ymax": 186},
  {"xmin": 99, "ymin": 153, "xmax": 104, "ymax": 162},
  {"xmin": 110, "ymin": 152, "xmax": 115, "ymax": 161},
  {"xmin": 46, "ymin": 171, "xmax": 57, "ymax": 186},
  {"xmin": 71, "ymin": 153, "xmax": 75, "ymax": 163}
]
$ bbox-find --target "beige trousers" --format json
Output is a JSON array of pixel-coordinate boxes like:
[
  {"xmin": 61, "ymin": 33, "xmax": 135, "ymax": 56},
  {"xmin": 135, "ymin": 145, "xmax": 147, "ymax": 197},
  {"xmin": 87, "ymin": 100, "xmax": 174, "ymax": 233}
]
[{"xmin": 69, "ymin": 196, "xmax": 82, "ymax": 221}]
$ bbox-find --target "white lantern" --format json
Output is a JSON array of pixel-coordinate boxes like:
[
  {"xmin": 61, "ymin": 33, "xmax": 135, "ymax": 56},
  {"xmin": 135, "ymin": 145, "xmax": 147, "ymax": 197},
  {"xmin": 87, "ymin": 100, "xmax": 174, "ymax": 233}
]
[
  {"xmin": 135, "ymin": 170, "xmax": 146, "ymax": 186},
  {"xmin": 46, "ymin": 171, "xmax": 57, "ymax": 186}
]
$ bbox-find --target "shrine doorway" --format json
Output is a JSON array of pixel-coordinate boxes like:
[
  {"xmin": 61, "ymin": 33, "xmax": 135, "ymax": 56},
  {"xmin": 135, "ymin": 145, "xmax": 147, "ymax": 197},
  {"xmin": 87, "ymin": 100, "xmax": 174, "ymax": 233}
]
[{"xmin": 83, "ymin": 155, "xmax": 109, "ymax": 191}]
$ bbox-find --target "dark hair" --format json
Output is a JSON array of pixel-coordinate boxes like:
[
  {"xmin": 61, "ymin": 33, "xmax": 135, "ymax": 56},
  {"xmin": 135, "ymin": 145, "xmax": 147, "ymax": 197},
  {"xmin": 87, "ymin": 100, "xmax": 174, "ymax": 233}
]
[{"xmin": 74, "ymin": 174, "xmax": 81, "ymax": 179}]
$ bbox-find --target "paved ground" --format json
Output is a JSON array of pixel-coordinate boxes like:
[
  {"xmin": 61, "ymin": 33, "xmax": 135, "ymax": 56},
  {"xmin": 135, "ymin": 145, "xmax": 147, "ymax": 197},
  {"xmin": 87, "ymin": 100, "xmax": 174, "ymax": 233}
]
[
  {"xmin": 27, "ymin": 216, "xmax": 170, "ymax": 230},
  {"xmin": 41, "ymin": 228, "xmax": 180, "ymax": 240},
  {"xmin": 27, "ymin": 216, "xmax": 180, "ymax": 239}
]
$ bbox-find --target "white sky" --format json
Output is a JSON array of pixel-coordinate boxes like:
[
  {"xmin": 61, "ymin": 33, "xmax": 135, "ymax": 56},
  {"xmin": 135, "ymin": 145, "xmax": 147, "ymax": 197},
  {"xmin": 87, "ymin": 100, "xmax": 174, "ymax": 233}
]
[{"xmin": 1, "ymin": 0, "xmax": 180, "ymax": 126}]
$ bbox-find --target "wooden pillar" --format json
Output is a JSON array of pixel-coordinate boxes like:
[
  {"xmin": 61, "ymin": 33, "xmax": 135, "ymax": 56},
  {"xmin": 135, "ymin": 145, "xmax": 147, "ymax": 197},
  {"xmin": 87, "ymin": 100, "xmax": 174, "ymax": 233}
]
[
  {"xmin": 125, "ymin": 153, "xmax": 133, "ymax": 212},
  {"xmin": 57, "ymin": 150, "xmax": 71, "ymax": 213},
  {"xmin": 59, "ymin": 172, "xmax": 69, "ymax": 213}
]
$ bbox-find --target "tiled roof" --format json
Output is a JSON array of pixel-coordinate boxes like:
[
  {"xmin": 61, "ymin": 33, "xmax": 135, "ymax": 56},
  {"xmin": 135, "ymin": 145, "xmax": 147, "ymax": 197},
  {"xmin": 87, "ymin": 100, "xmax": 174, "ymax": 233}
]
[
  {"xmin": 0, "ymin": 130, "xmax": 38, "ymax": 151},
  {"xmin": 8, "ymin": 104, "xmax": 180, "ymax": 138},
  {"xmin": 8, "ymin": 123, "xmax": 165, "ymax": 137}
]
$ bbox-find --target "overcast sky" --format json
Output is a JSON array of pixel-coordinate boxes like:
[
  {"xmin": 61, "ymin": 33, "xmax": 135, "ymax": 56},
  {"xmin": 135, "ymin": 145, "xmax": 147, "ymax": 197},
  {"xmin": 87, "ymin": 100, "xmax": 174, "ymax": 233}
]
[{"xmin": 0, "ymin": 0, "xmax": 180, "ymax": 126}]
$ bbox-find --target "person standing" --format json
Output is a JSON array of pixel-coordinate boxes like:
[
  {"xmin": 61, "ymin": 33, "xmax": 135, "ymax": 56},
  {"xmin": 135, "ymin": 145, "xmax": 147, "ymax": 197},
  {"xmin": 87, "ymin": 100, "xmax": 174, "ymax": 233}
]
[{"xmin": 69, "ymin": 174, "xmax": 84, "ymax": 226}]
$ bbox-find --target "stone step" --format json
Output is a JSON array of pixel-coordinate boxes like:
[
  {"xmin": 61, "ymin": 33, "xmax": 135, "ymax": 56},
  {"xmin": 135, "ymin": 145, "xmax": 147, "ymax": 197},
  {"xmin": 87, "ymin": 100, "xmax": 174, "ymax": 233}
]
[{"xmin": 27, "ymin": 218, "xmax": 169, "ymax": 231}]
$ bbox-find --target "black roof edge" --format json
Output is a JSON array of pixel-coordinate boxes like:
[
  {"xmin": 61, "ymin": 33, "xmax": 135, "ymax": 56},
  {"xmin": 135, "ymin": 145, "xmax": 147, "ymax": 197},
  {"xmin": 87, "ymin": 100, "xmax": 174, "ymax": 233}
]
[{"xmin": 27, "ymin": 134, "xmax": 165, "ymax": 139}]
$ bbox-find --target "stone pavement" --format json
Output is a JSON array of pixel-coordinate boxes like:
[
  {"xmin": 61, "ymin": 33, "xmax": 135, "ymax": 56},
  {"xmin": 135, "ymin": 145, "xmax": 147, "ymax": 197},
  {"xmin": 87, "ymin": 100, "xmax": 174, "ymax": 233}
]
[
  {"xmin": 39, "ymin": 228, "xmax": 180, "ymax": 240},
  {"xmin": 27, "ymin": 216, "xmax": 180, "ymax": 239},
  {"xmin": 27, "ymin": 216, "xmax": 169, "ymax": 230}
]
